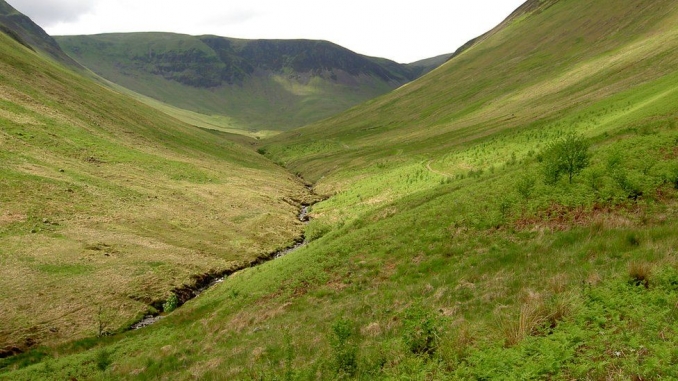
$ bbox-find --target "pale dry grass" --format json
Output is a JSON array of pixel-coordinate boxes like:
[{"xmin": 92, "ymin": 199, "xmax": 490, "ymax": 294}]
[
  {"xmin": 224, "ymin": 302, "xmax": 293, "ymax": 335},
  {"xmin": 628, "ymin": 261, "xmax": 653, "ymax": 288},
  {"xmin": 0, "ymin": 211, "xmax": 26, "ymax": 225},
  {"xmin": 0, "ymin": 57, "xmax": 311, "ymax": 353},
  {"xmin": 498, "ymin": 290, "xmax": 577, "ymax": 347},
  {"xmin": 361, "ymin": 322, "xmax": 382, "ymax": 337},
  {"xmin": 586, "ymin": 272, "xmax": 603, "ymax": 287},
  {"xmin": 498, "ymin": 296, "xmax": 549, "ymax": 347},
  {"xmin": 433, "ymin": 286, "xmax": 448, "ymax": 301},
  {"xmin": 548, "ymin": 273, "xmax": 569, "ymax": 295},
  {"xmin": 438, "ymin": 307, "xmax": 459, "ymax": 317},
  {"xmin": 480, "ymin": 271, "xmax": 511, "ymax": 303},
  {"xmin": 0, "ymin": 84, "xmax": 70, "ymax": 125},
  {"xmin": 0, "ymin": 109, "xmax": 41, "ymax": 125}
]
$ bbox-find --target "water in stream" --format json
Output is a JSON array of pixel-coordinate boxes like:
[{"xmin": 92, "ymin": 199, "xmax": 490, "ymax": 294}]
[{"xmin": 131, "ymin": 202, "xmax": 312, "ymax": 330}]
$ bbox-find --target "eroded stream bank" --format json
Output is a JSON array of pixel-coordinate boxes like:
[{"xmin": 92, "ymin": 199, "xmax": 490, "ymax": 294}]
[{"xmin": 131, "ymin": 189, "xmax": 322, "ymax": 330}]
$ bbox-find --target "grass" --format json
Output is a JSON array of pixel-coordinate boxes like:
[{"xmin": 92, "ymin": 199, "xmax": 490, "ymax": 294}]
[
  {"xmin": 4, "ymin": 193, "xmax": 677, "ymax": 378},
  {"xmin": 0, "ymin": 30, "xmax": 311, "ymax": 353},
  {"xmin": 5, "ymin": 114, "xmax": 677, "ymax": 377},
  {"xmin": 262, "ymin": 0, "xmax": 678, "ymax": 181},
  {"xmin": 4, "ymin": 0, "xmax": 678, "ymax": 379}
]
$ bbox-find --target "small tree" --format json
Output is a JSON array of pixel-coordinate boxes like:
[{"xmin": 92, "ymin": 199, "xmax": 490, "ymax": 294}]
[
  {"xmin": 516, "ymin": 174, "xmax": 536, "ymax": 202},
  {"xmin": 542, "ymin": 132, "xmax": 590, "ymax": 184}
]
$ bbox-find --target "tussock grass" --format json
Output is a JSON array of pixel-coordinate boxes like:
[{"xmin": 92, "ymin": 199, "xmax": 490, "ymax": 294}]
[
  {"xmin": 628, "ymin": 261, "xmax": 653, "ymax": 288},
  {"xmin": 498, "ymin": 296, "xmax": 550, "ymax": 347}
]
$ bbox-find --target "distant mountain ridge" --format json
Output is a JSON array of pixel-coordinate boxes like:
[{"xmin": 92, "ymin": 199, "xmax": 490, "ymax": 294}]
[
  {"xmin": 200, "ymin": 37, "xmax": 418, "ymax": 87},
  {"xmin": 60, "ymin": 33, "xmax": 440, "ymax": 89},
  {"xmin": 56, "ymin": 33, "xmax": 451, "ymax": 132}
]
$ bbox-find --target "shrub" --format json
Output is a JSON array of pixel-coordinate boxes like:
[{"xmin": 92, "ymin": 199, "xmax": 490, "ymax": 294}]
[
  {"xmin": 582, "ymin": 167, "xmax": 605, "ymax": 194},
  {"xmin": 95, "ymin": 349, "xmax": 112, "ymax": 371},
  {"xmin": 611, "ymin": 168, "xmax": 643, "ymax": 200},
  {"xmin": 403, "ymin": 307, "xmax": 440, "ymax": 356},
  {"xmin": 516, "ymin": 175, "xmax": 536, "ymax": 202},
  {"xmin": 95, "ymin": 305, "xmax": 111, "ymax": 337},
  {"xmin": 498, "ymin": 196, "xmax": 514, "ymax": 220},
  {"xmin": 672, "ymin": 166, "xmax": 678, "ymax": 189},
  {"xmin": 542, "ymin": 132, "xmax": 590, "ymax": 184},
  {"xmin": 163, "ymin": 293, "xmax": 179, "ymax": 313},
  {"xmin": 330, "ymin": 319, "xmax": 358, "ymax": 376}
]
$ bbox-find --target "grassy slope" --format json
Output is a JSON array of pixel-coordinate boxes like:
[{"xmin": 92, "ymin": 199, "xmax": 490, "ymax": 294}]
[
  {"xmin": 0, "ymin": 0, "xmax": 81, "ymax": 69},
  {"xmin": 405, "ymin": 53, "xmax": 453, "ymax": 77},
  {"xmin": 4, "ymin": 0, "xmax": 678, "ymax": 379},
  {"xmin": 55, "ymin": 33, "xmax": 408, "ymax": 134},
  {"xmin": 0, "ymin": 31, "xmax": 311, "ymax": 353},
  {"xmin": 265, "ymin": 0, "xmax": 678, "ymax": 181}
]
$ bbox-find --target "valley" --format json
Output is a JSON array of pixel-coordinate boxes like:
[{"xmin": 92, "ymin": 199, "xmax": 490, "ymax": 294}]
[
  {"xmin": 1, "ymin": 0, "xmax": 678, "ymax": 379},
  {"xmin": 56, "ymin": 33, "xmax": 449, "ymax": 136}
]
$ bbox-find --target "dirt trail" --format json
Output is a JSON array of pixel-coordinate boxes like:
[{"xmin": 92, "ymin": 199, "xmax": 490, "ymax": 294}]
[{"xmin": 425, "ymin": 160, "xmax": 449, "ymax": 177}]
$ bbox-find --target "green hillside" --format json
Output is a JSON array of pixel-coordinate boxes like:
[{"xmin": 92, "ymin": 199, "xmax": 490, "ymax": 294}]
[
  {"xmin": 55, "ymin": 33, "xmax": 444, "ymax": 135},
  {"xmin": 405, "ymin": 53, "xmax": 453, "ymax": 77},
  {"xmin": 264, "ymin": 0, "xmax": 678, "ymax": 180},
  {"xmin": 4, "ymin": 0, "xmax": 678, "ymax": 379},
  {"xmin": 0, "ymin": 0, "xmax": 80, "ymax": 68},
  {"xmin": 0, "ymin": 24, "xmax": 311, "ymax": 356}
]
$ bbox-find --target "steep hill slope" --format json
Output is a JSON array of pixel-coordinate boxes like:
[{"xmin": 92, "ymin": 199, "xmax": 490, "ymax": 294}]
[
  {"xmin": 405, "ymin": 52, "xmax": 453, "ymax": 77},
  {"xmin": 264, "ymin": 0, "xmax": 678, "ymax": 181},
  {"xmin": 0, "ymin": 25, "xmax": 311, "ymax": 355},
  {"xmin": 0, "ymin": 0, "xmax": 80, "ymax": 68},
  {"xmin": 56, "ymin": 33, "xmax": 445, "ymax": 134},
  {"xmin": 4, "ymin": 0, "xmax": 678, "ymax": 379}
]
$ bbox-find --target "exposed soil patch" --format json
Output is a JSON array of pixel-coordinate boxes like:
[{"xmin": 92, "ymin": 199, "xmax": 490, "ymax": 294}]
[
  {"xmin": 0, "ymin": 345, "xmax": 24, "ymax": 359},
  {"xmin": 0, "ymin": 212, "xmax": 26, "ymax": 225}
]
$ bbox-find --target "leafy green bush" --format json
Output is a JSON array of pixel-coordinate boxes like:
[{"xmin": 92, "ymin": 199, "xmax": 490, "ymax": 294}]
[
  {"xmin": 542, "ymin": 132, "xmax": 590, "ymax": 184},
  {"xmin": 402, "ymin": 307, "xmax": 440, "ymax": 357},
  {"xmin": 582, "ymin": 167, "xmax": 606, "ymax": 194},
  {"xmin": 95, "ymin": 348, "xmax": 112, "ymax": 371},
  {"xmin": 610, "ymin": 168, "xmax": 644, "ymax": 200},
  {"xmin": 516, "ymin": 174, "xmax": 536, "ymax": 202},
  {"xmin": 163, "ymin": 293, "xmax": 179, "ymax": 313}
]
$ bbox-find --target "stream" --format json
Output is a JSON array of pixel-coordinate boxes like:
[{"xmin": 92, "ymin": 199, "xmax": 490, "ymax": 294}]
[{"xmin": 130, "ymin": 202, "xmax": 314, "ymax": 330}]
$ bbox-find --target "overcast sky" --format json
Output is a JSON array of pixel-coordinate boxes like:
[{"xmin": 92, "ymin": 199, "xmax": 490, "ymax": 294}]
[{"xmin": 10, "ymin": 0, "xmax": 525, "ymax": 63}]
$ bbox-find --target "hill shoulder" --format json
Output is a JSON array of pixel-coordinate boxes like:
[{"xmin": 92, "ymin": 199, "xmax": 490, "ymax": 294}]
[{"xmin": 0, "ymin": 0, "xmax": 81, "ymax": 68}]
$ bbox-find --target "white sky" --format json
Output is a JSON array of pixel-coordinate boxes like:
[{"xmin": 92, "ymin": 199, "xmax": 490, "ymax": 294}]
[{"xmin": 9, "ymin": 0, "xmax": 526, "ymax": 63}]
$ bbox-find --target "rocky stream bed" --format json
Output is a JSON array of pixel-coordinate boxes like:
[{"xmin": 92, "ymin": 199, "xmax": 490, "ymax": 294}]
[{"xmin": 130, "ymin": 203, "xmax": 314, "ymax": 330}]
